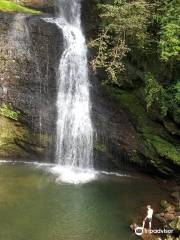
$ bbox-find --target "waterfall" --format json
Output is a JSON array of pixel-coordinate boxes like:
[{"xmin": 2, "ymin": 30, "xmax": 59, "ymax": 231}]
[{"xmin": 55, "ymin": 0, "xmax": 93, "ymax": 169}]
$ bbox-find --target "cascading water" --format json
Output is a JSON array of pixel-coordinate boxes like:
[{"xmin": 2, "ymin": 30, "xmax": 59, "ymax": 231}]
[
  {"xmin": 55, "ymin": 0, "xmax": 93, "ymax": 169},
  {"xmin": 55, "ymin": 0, "xmax": 93, "ymax": 168},
  {"xmin": 45, "ymin": 0, "xmax": 95, "ymax": 183}
]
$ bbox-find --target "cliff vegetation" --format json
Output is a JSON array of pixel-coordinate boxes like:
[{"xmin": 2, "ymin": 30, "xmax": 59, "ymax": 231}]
[
  {"xmin": 91, "ymin": 0, "xmax": 180, "ymax": 174},
  {"xmin": 0, "ymin": 0, "xmax": 41, "ymax": 13}
]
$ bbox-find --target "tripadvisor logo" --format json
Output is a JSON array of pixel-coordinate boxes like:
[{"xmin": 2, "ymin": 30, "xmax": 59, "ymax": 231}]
[
  {"xmin": 135, "ymin": 227, "xmax": 143, "ymax": 236},
  {"xmin": 135, "ymin": 227, "xmax": 173, "ymax": 236}
]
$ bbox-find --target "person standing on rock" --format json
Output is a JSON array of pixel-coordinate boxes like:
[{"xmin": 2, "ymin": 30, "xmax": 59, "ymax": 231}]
[{"xmin": 142, "ymin": 205, "xmax": 154, "ymax": 230}]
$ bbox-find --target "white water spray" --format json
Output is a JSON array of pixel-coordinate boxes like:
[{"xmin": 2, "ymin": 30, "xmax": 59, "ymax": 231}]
[
  {"xmin": 44, "ymin": 0, "xmax": 95, "ymax": 183},
  {"xmin": 55, "ymin": 0, "xmax": 93, "ymax": 169}
]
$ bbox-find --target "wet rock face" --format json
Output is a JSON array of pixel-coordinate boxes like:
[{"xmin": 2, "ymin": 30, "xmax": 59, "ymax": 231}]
[
  {"xmin": 0, "ymin": 12, "xmax": 63, "ymax": 161},
  {"xmin": 81, "ymin": 0, "xmax": 98, "ymax": 40},
  {"xmin": 90, "ymin": 75, "xmax": 139, "ymax": 171}
]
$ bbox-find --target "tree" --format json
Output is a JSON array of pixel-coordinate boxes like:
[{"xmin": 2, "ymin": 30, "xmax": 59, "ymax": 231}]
[
  {"xmin": 159, "ymin": 0, "xmax": 180, "ymax": 61},
  {"xmin": 90, "ymin": 0, "xmax": 152, "ymax": 84}
]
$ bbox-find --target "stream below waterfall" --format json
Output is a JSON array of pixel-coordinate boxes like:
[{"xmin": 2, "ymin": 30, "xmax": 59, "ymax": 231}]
[{"xmin": 0, "ymin": 162, "xmax": 170, "ymax": 240}]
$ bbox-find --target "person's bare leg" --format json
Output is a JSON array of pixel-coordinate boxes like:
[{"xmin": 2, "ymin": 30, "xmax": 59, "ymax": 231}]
[
  {"xmin": 142, "ymin": 220, "xmax": 145, "ymax": 229},
  {"xmin": 149, "ymin": 222, "xmax": 152, "ymax": 231}
]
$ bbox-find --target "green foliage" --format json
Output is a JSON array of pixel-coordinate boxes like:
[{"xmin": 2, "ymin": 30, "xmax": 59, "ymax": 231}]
[
  {"xmin": 0, "ymin": 103, "xmax": 20, "ymax": 121},
  {"xmin": 145, "ymin": 73, "xmax": 180, "ymax": 122},
  {"xmin": 97, "ymin": 0, "xmax": 151, "ymax": 44},
  {"xmin": 145, "ymin": 134, "xmax": 180, "ymax": 164},
  {"xmin": 160, "ymin": 23, "xmax": 180, "ymax": 61},
  {"xmin": 159, "ymin": 0, "xmax": 180, "ymax": 61},
  {"xmin": 90, "ymin": 0, "xmax": 151, "ymax": 83},
  {"xmin": 174, "ymin": 81, "xmax": 180, "ymax": 102},
  {"xmin": 92, "ymin": 0, "xmax": 180, "ymax": 82},
  {"xmin": 0, "ymin": 0, "xmax": 41, "ymax": 13},
  {"xmin": 168, "ymin": 80, "xmax": 180, "ymax": 124},
  {"xmin": 89, "ymin": 30, "xmax": 129, "ymax": 83},
  {"xmin": 92, "ymin": 0, "xmax": 180, "ymax": 171},
  {"xmin": 145, "ymin": 72, "xmax": 168, "ymax": 117}
]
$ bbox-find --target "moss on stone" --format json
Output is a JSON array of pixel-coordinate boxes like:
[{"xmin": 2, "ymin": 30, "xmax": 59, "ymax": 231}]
[
  {"xmin": 16, "ymin": 0, "xmax": 54, "ymax": 6},
  {"xmin": 104, "ymin": 86, "xmax": 180, "ymax": 169},
  {"xmin": 94, "ymin": 142, "xmax": 107, "ymax": 153},
  {"xmin": 0, "ymin": 103, "xmax": 20, "ymax": 121},
  {"xmin": 105, "ymin": 87, "xmax": 165, "ymax": 135},
  {"xmin": 0, "ymin": 116, "xmax": 48, "ymax": 159},
  {"xmin": 145, "ymin": 134, "xmax": 180, "ymax": 165},
  {"xmin": 0, "ymin": 0, "xmax": 41, "ymax": 13},
  {"xmin": 0, "ymin": 116, "xmax": 29, "ymax": 158}
]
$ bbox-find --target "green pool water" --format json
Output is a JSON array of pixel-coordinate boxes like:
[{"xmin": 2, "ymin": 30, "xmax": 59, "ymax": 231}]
[{"xmin": 0, "ymin": 162, "xmax": 169, "ymax": 240}]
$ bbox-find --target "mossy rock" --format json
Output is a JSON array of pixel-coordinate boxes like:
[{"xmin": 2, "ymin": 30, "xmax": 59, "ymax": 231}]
[
  {"xmin": 94, "ymin": 141, "xmax": 107, "ymax": 153},
  {"xmin": 144, "ymin": 134, "xmax": 180, "ymax": 165},
  {"xmin": 0, "ymin": 103, "xmax": 20, "ymax": 121},
  {"xmin": 0, "ymin": 116, "xmax": 48, "ymax": 159},
  {"xmin": 103, "ymin": 85, "xmax": 180, "ymax": 173},
  {"xmin": 0, "ymin": 0, "xmax": 41, "ymax": 13},
  {"xmin": 12, "ymin": 0, "xmax": 54, "ymax": 6},
  {"xmin": 10, "ymin": 0, "xmax": 55, "ymax": 13}
]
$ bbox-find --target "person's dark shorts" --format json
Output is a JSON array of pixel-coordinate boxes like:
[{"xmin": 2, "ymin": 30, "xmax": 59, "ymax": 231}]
[{"xmin": 146, "ymin": 218, "xmax": 152, "ymax": 223}]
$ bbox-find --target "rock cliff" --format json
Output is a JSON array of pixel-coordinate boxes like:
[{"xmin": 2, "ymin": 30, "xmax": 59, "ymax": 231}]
[{"xmin": 0, "ymin": 2, "xmax": 62, "ymax": 161}]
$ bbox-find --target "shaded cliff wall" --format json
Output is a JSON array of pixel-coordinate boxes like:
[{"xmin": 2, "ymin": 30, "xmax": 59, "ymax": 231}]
[{"xmin": 0, "ymin": 8, "xmax": 63, "ymax": 161}]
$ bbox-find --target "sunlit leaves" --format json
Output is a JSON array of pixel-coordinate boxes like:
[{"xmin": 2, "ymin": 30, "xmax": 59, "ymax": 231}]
[
  {"xmin": 90, "ymin": 0, "xmax": 151, "ymax": 83},
  {"xmin": 89, "ymin": 30, "xmax": 129, "ymax": 83},
  {"xmin": 159, "ymin": 0, "xmax": 180, "ymax": 61},
  {"xmin": 145, "ymin": 72, "xmax": 167, "ymax": 117}
]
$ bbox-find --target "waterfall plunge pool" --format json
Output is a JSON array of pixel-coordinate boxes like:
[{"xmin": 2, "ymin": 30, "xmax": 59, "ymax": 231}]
[{"xmin": 0, "ymin": 161, "xmax": 169, "ymax": 240}]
